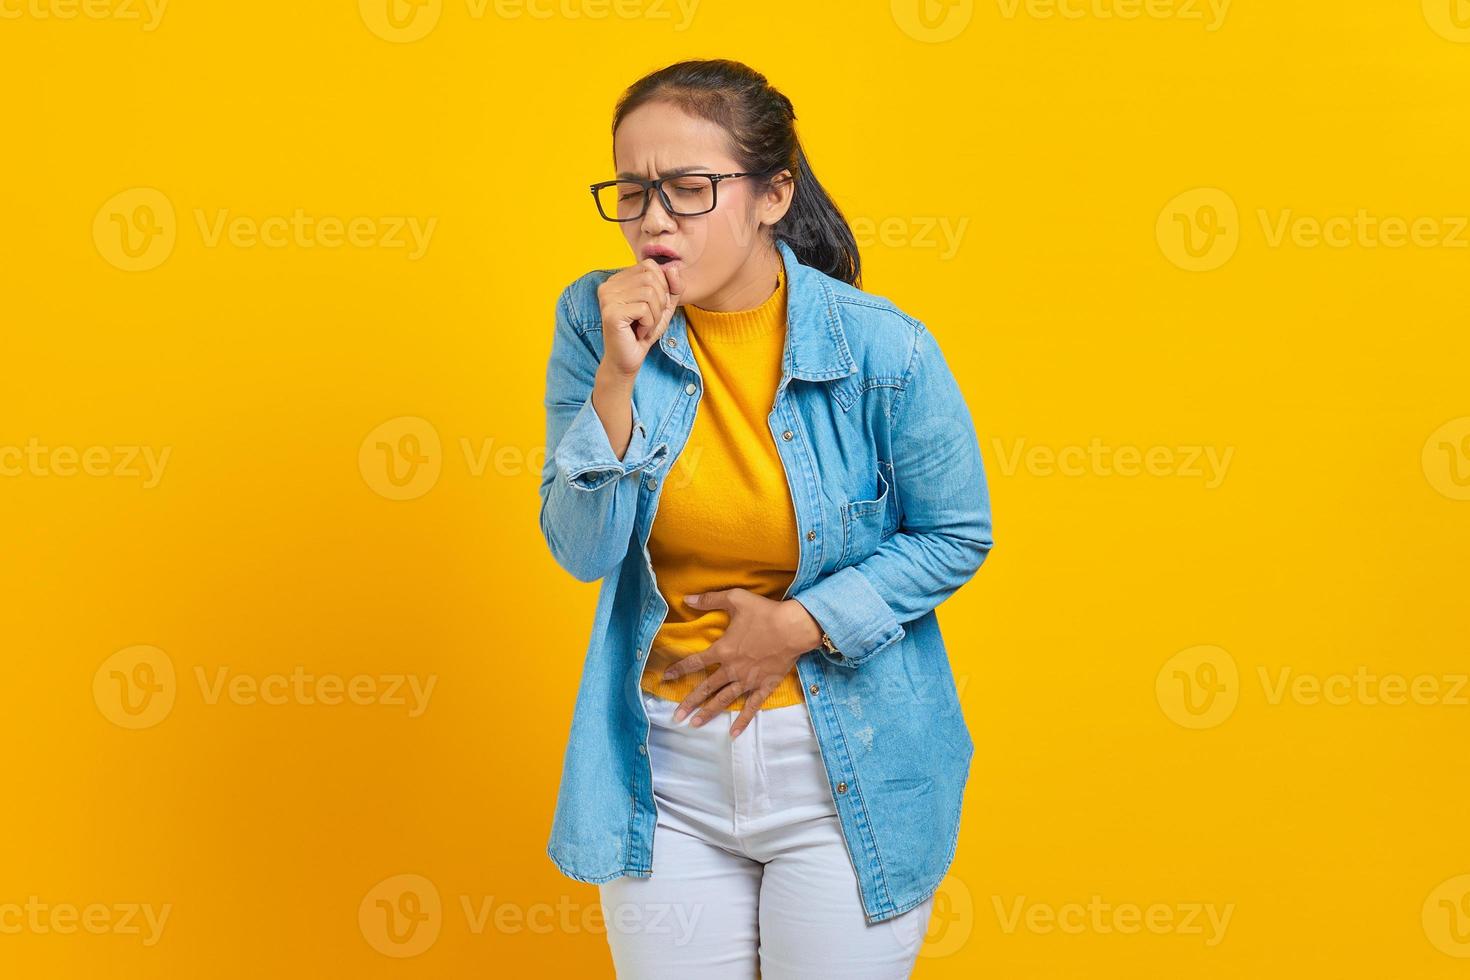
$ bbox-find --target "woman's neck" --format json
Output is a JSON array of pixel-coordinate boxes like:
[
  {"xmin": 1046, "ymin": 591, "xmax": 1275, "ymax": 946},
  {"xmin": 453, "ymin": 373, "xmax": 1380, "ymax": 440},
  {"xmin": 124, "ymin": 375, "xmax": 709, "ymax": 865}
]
[{"xmin": 692, "ymin": 244, "xmax": 783, "ymax": 312}]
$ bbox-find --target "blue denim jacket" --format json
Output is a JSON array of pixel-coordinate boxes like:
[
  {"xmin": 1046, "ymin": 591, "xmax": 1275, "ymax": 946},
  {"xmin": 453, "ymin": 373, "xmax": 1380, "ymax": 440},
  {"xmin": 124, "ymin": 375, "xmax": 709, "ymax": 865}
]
[{"xmin": 540, "ymin": 237, "xmax": 993, "ymax": 924}]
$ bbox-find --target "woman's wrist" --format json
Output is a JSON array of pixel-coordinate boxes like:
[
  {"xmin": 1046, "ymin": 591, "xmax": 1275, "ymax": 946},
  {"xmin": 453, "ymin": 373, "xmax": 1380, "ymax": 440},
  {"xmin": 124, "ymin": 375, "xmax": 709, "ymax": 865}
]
[
  {"xmin": 595, "ymin": 360, "xmax": 638, "ymax": 391},
  {"xmin": 591, "ymin": 363, "xmax": 638, "ymax": 459},
  {"xmin": 781, "ymin": 599, "xmax": 826, "ymax": 652}
]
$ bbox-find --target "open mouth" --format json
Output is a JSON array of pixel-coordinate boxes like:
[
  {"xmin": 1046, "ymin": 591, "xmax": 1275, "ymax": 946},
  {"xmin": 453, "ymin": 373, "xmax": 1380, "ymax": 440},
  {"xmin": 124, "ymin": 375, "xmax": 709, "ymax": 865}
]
[{"xmin": 653, "ymin": 255, "xmax": 674, "ymax": 265}]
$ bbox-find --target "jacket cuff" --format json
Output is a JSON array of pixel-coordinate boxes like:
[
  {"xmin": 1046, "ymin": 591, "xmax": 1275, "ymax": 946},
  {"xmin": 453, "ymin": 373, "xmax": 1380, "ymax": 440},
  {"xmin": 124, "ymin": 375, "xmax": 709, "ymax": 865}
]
[
  {"xmin": 792, "ymin": 565, "xmax": 906, "ymax": 669},
  {"xmin": 554, "ymin": 393, "xmax": 666, "ymax": 492}
]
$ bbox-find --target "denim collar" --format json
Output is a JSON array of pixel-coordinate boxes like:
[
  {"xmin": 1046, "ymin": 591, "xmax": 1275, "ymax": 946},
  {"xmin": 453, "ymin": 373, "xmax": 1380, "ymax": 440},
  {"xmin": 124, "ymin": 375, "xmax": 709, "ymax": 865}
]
[{"xmin": 660, "ymin": 237, "xmax": 858, "ymax": 383}]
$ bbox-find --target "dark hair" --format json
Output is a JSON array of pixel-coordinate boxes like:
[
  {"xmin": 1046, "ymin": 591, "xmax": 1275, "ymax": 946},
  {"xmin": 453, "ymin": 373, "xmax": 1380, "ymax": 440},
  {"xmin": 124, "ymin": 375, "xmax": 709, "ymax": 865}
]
[{"xmin": 611, "ymin": 59, "xmax": 862, "ymax": 288}]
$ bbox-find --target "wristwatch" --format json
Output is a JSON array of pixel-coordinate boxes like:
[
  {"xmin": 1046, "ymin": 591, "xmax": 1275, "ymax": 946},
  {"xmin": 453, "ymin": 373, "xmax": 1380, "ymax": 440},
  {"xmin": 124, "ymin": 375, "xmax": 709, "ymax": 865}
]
[{"xmin": 819, "ymin": 630, "xmax": 841, "ymax": 658}]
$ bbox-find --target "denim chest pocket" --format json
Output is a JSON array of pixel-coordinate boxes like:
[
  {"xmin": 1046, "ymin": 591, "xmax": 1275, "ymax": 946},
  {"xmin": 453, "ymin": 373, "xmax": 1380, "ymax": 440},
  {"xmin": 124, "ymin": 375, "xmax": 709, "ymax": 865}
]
[{"xmin": 838, "ymin": 463, "xmax": 899, "ymax": 567}]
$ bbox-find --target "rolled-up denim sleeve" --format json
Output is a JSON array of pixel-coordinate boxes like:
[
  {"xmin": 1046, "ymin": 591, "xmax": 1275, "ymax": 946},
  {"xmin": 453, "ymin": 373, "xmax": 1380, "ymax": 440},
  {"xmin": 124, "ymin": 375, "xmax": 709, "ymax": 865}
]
[
  {"xmin": 538, "ymin": 284, "xmax": 668, "ymax": 582},
  {"xmin": 554, "ymin": 392, "xmax": 665, "ymax": 492},
  {"xmin": 791, "ymin": 323, "xmax": 993, "ymax": 668}
]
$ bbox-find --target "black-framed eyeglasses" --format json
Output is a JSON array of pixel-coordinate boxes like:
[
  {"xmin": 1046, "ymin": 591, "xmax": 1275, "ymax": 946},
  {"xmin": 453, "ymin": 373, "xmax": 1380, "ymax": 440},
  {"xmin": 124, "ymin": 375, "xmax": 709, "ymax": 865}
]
[{"xmin": 589, "ymin": 170, "xmax": 779, "ymax": 222}]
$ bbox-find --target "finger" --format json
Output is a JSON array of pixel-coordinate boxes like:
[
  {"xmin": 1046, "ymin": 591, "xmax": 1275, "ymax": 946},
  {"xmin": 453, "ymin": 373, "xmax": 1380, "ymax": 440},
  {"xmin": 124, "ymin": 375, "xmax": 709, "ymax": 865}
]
[
  {"xmin": 622, "ymin": 300, "xmax": 657, "ymax": 338},
  {"xmin": 642, "ymin": 262, "xmax": 670, "ymax": 309},
  {"xmin": 609, "ymin": 298, "xmax": 646, "ymax": 331},
  {"xmin": 661, "ymin": 652, "xmax": 704, "ymax": 682},
  {"xmin": 663, "ymin": 260, "xmax": 685, "ymax": 299},
  {"xmin": 646, "ymin": 298, "xmax": 677, "ymax": 346},
  {"xmin": 689, "ymin": 681, "xmax": 743, "ymax": 728},
  {"xmin": 728, "ymin": 685, "xmax": 775, "ymax": 739},
  {"xmin": 641, "ymin": 277, "xmax": 677, "ymax": 346},
  {"xmin": 674, "ymin": 666, "xmax": 726, "ymax": 718},
  {"xmin": 673, "ymin": 667, "xmax": 728, "ymax": 722},
  {"xmin": 685, "ymin": 589, "xmax": 732, "ymax": 610},
  {"xmin": 626, "ymin": 283, "xmax": 662, "ymax": 312},
  {"xmin": 628, "ymin": 259, "xmax": 668, "ymax": 315},
  {"xmin": 615, "ymin": 292, "xmax": 660, "ymax": 336}
]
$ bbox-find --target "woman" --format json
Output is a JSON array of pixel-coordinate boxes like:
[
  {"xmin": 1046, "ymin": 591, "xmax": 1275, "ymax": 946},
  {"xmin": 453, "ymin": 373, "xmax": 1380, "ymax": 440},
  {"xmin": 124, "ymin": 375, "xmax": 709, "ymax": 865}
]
[{"xmin": 540, "ymin": 59, "xmax": 993, "ymax": 978}]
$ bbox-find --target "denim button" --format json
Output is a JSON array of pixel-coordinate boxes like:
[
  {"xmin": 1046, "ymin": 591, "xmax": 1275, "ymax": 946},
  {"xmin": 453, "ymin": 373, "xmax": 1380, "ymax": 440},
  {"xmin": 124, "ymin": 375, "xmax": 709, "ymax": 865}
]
[
  {"xmin": 805, "ymin": 529, "xmax": 816, "ymax": 541},
  {"xmin": 644, "ymin": 477, "xmax": 657, "ymax": 491},
  {"xmin": 782, "ymin": 429, "xmax": 793, "ymax": 440},
  {"xmin": 684, "ymin": 383, "xmax": 696, "ymax": 395},
  {"xmin": 636, "ymin": 743, "xmax": 647, "ymax": 755},
  {"xmin": 808, "ymin": 683, "xmax": 819, "ymax": 695},
  {"xmin": 837, "ymin": 781, "xmax": 848, "ymax": 794}
]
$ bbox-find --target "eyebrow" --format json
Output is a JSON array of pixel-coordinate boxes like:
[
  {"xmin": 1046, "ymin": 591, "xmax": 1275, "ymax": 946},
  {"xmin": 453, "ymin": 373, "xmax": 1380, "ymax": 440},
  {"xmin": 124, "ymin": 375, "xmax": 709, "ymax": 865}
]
[{"xmin": 616, "ymin": 164, "xmax": 714, "ymax": 180}]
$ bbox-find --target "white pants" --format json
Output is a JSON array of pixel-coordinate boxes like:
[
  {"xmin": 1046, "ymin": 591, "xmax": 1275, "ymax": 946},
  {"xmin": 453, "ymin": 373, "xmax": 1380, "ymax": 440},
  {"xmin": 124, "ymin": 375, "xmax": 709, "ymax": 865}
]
[{"xmin": 598, "ymin": 690, "xmax": 933, "ymax": 979}]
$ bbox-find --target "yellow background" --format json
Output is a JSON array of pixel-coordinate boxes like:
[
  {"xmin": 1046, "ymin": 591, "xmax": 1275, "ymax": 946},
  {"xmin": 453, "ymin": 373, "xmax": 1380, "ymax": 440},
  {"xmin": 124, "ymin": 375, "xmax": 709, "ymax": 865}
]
[{"xmin": 3, "ymin": 0, "xmax": 1468, "ymax": 976}]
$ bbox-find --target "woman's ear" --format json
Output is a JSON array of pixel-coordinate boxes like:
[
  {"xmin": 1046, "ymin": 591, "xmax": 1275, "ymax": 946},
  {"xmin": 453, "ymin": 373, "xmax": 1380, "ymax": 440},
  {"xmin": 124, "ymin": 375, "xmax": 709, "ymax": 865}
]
[{"xmin": 759, "ymin": 169, "xmax": 796, "ymax": 227}]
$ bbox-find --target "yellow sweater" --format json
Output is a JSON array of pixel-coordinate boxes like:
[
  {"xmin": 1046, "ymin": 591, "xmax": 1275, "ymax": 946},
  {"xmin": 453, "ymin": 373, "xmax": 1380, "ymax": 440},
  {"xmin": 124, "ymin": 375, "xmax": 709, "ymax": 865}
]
[{"xmin": 640, "ymin": 263, "xmax": 805, "ymax": 712}]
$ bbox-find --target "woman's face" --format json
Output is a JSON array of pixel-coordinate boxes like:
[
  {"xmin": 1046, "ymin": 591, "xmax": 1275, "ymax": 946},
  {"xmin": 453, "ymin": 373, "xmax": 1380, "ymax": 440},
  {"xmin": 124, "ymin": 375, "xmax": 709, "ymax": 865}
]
[{"xmin": 611, "ymin": 99, "xmax": 792, "ymax": 308}]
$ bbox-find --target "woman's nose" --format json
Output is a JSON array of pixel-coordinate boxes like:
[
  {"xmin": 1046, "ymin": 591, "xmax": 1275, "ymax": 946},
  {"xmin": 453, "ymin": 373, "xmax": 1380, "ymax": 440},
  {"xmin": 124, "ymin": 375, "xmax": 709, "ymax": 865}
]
[{"xmin": 640, "ymin": 190, "xmax": 678, "ymax": 234}]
